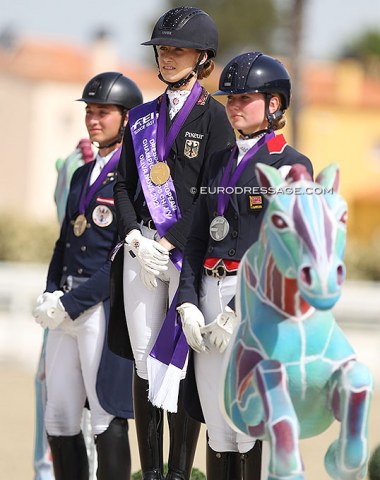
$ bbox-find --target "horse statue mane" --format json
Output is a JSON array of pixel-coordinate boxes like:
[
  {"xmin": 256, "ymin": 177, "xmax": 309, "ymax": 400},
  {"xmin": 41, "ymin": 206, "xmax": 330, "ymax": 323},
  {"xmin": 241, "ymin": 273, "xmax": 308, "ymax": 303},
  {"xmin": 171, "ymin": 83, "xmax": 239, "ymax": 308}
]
[{"xmin": 222, "ymin": 163, "xmax": 373, "ymax": 480}]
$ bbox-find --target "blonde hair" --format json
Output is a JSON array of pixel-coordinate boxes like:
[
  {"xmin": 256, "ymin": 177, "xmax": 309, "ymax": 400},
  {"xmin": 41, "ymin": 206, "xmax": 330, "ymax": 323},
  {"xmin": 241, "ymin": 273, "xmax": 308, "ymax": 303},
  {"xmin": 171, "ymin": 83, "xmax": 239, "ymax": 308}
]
[
  {"xmin": 273, "ymin": 114, "xmax": 287, "ymax": 131},
  {"xmin": 197, "ymin": 60, "xmax": 215, "ymax": 80}
]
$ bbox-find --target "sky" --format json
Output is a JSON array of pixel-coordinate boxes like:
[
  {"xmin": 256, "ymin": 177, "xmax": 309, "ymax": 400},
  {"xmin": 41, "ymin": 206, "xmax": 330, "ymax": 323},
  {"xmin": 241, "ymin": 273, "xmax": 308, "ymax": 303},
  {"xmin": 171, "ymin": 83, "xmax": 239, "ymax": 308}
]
[{"xmin": 0, "ymin": 0, "xmax": 380, "ymax": 66}]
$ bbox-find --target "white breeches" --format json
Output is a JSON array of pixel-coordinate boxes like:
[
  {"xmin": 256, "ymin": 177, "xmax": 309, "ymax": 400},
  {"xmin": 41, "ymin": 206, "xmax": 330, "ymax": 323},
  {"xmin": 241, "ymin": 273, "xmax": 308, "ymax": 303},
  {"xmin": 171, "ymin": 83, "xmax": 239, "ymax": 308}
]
[
  {"xmin": 122, "ymin": 226, "xmax": 180, "ymax": 379},
  {"xmin": 196, "ymin": 275, "xmax": 256, "ymax": 453},
  {"xmin": 44, "ymin": 303, "xmax": 114, "ymax": 436}
]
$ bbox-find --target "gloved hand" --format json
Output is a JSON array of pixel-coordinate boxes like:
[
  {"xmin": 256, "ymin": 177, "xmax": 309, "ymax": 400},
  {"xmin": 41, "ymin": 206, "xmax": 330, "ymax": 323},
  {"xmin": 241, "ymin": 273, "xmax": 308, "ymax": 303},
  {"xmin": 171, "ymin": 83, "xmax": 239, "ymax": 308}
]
[
  {"xmin": 32, "ymin": 290, "xmax": 68, "ymax": 329},
  {"xmin": 125, "ymin": 229, "xmax": 169, "ymax": 276},
  {"xmin": 177, "ymin": 303, "xmax": 207, "ymax": 353},
  {"xmin": 140, "ymin": 268, "xmax": 158, "ymax": 290},
  {"xmin": 200, "ymin": 306, "xmax": 239, "ymax": 353}
]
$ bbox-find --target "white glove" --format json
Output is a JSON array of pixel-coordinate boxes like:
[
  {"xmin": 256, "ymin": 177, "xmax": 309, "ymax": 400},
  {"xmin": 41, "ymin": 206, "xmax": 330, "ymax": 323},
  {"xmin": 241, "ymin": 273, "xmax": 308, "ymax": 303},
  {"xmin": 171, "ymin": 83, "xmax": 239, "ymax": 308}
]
[
  {"xmin": 200, "ymin": 306, "xmax": 239, "ymax": 353},
  {"xmin": 125, "ymin": 229, "xmax": 169, "ymax": 275},
  {"xmin": 32, "ymin": 291, "xmax": 68, "ymax": 329},
  {"xmin": 140, "ymin": 268, "xmax": 158, "ymax": 289},
  {"xmin": 177, "ymin": 303, "xmax": 207, "ymax": 353}
]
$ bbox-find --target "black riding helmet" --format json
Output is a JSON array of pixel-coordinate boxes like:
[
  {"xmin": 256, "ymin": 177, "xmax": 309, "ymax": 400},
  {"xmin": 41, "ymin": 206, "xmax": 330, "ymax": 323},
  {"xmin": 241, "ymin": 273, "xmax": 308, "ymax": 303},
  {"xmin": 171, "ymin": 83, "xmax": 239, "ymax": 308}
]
[
  {"xmin": 142, "ymin": 7, "xmax": 218, "ymax": 88},
  {"xmin": 78, "ymin": 72, "xmax": 143, "ymax": 148},
  {"xmin": 214, "ymin": 52, "xmax": 291, "ymax": 136},
  {"xmin": 78, "ymin": 71, "xmax": 143, "ymax": 110}
]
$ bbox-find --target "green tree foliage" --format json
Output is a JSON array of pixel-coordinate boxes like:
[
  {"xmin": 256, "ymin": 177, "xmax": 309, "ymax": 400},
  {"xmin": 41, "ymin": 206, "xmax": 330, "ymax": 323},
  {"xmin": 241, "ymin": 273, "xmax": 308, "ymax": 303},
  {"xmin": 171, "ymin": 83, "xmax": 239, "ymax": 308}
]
[
  {"xmin": 132, "ymin": 465, "xmax": 205, "ymax": 480},
  {"xmin": 341, "ymin": 29, "xmax": 380, "ymax": 77},
  {"xmin": 369, "ymin": 445, "xmax": 380, "ymax": 480},
  {"xmin": 343, "ymin": 29, "xmax": 380, "ymax": 59},
  {"xmin": 0, "ymin": 213, "xmax": 58, "ymax": 263},
  {"xmin": 167, "ymin": 0, "xmax": 281, "ymax": 62}
]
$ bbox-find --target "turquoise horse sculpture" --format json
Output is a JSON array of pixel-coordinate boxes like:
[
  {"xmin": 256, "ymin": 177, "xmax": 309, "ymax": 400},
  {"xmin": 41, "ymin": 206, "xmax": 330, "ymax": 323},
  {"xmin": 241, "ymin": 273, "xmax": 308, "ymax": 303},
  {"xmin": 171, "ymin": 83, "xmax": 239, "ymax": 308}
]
[{"xmin": 222, "ymin": 163, "xmax": 373, "ymax": 480}]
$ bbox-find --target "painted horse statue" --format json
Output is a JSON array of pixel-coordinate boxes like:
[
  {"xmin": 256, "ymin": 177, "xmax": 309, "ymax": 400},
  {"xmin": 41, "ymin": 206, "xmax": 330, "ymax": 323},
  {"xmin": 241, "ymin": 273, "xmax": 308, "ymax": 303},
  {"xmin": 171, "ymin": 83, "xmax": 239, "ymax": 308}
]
[{"xmin": 222, "ymin": 163, "xmax": 373, "ymax": 480}]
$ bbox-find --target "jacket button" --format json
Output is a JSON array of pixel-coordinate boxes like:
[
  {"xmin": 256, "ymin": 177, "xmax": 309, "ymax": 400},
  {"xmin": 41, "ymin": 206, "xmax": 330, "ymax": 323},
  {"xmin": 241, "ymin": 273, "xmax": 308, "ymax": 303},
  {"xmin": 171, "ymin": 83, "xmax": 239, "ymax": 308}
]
[
  {"xmin": 66, "ymin": 242, "xmax": 70, "ymax": 248},
  {"xmin": 81, "ymin": 245, "xmax": 87, "ymax": 252},
  {"xmin": 77, "ymin": 268, "xmax": 83, "ymax": 274},
  {"xmin": 232, "ymin": 231, "xmax": 238, "ymax": 238},
  {"xmin": 228, "ymin": 249, "xmax": 235, "ymax": 256},
  {"xmin": 234, "ymin": 213, "xmax": 239, "ymax": 220},
  {"xmin": 63, "ymin": 266, "xmax": 67, "ymax": 272},
  {"xmin": 207, "ymin": 246, "xmax": 213, "ymax": 253}
]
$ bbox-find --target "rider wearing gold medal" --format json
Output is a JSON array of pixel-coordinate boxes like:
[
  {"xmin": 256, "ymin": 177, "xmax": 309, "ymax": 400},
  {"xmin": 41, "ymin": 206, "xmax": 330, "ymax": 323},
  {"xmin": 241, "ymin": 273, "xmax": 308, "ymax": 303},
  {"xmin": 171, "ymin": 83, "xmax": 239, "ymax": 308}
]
[{"xmin": 109, "ymin": 6, "xmax": 235, "ymax": 480}]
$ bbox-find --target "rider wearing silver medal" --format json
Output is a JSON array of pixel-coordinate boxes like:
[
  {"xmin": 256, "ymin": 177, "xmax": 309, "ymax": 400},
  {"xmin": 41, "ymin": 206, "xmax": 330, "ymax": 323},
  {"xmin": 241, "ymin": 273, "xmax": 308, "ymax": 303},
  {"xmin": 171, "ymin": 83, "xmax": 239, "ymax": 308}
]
[
  {"xmin": 177, "ymin": 52, "xmax": 314, "ymax": 480},
  {"xmin": 32, "ymin": 72, "xmax": 143, "ymax": 480},
  {"xmin": 109, "ymin": 6, "xmax": 235, "ymax": 480}
]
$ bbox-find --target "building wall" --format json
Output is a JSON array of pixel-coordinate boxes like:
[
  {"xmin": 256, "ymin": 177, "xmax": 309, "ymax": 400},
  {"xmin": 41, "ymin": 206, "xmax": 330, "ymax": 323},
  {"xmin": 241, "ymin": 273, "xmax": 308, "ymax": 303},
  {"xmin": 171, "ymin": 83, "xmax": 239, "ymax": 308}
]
[{"xmin": 1, "ymin": 45, "xmax": 380, "ymax": 243}]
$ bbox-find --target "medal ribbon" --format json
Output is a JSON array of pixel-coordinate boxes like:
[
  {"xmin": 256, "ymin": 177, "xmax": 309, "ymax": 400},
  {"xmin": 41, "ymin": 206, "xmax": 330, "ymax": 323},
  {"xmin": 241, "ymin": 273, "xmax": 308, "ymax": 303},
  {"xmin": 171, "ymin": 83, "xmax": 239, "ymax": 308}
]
[
  {"xmin": 156, "ymin": 81, "xmax": 202, "ymax": 162},
  {"xmin": 128, "ymin": 84, "xmax": 203, "ymax": 410},
  {"xmin": 78, "ymin": 148, "xmax": 121, "ymax": 214},
  {"xmin": 217, "ymin": 131, "xmax": 275, "ymax": 216}
]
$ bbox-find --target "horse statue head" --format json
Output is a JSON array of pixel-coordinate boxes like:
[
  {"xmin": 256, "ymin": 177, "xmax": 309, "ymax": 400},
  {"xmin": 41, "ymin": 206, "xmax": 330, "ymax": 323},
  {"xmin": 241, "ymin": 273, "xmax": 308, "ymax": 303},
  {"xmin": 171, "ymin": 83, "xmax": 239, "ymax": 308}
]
[
  {"xmin": 255, "ymin": 162, "xmax": 347, "ymax": 311},
  {"xmin": 223, "ymin": 163, "xmax": 373, "ymax": 480}
]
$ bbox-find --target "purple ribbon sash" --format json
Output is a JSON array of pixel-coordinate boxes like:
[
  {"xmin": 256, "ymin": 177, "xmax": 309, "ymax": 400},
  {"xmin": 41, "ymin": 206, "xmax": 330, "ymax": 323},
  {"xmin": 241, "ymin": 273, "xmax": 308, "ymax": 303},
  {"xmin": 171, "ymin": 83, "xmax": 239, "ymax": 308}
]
[
  {"xmin": 128, "ymin": 84, "xmax": 203, "ymax": 401},
  {"xmin": 217, "ymin": 131, "xmax": 275, "ymax": 216},
  {"xmin": 128, "ymin": 81, "xmax": 202, "ymax": 270},
  {"xmin": 78, "ymin": 147, "xmax": 121, "ymax": 214}
]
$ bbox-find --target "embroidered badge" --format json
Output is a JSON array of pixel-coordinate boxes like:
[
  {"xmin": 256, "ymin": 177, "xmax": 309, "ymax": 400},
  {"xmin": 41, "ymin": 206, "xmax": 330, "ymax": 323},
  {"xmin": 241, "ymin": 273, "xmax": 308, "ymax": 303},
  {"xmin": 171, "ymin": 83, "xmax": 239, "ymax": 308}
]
[
  {"xmin": 184, "ymin": 140, "xmax": 200, "ymax": 159},
  {"xmin": 249, "ymin": 195, "xmax": 263, "ymax": 210},
  {"xmin": 92, "ymin": 205, "xmax": 113, "ymax": 227}
]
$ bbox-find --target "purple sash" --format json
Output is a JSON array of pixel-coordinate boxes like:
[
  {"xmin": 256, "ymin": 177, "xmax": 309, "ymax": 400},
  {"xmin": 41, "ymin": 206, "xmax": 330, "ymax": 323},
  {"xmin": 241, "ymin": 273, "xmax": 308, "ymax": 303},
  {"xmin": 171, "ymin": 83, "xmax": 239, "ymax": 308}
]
[
  {"xmin": 128, "ymin": 83, "xmax": 203, "ymax": 411},
  {"xmin": 217, "ymin": 131, "xmax": 275, "ymax": 216},
  {"xmin": 128, "ymin": 81, "xmax": 202, "ymax": 269},
  {"xmin": 78, "ymin": 148, "xmax": 121, "ymax": 214}
]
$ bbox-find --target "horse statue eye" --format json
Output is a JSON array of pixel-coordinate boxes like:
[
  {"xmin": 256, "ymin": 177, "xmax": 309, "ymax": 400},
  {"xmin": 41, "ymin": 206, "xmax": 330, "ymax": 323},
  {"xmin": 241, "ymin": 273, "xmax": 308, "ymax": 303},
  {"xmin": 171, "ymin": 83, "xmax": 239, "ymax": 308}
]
[
  {"xmin": 339, "ymin": 211, "xmax": 348, "ymax": 224},
  {"xmin": 271, "ymin": 214, "xmax": 288, "ymax": 229}
]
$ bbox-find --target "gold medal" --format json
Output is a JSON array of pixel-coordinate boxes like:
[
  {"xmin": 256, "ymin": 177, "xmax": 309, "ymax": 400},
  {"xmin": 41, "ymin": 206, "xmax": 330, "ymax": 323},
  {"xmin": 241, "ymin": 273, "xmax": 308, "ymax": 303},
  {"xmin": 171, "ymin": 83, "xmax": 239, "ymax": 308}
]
[
  {"xmin": 149, "ymin": 162, "xmax": 171, "ymax": 186},
  {"xmin": 73, "ymin": 214, "xmax": 87, "ymax": 237}
]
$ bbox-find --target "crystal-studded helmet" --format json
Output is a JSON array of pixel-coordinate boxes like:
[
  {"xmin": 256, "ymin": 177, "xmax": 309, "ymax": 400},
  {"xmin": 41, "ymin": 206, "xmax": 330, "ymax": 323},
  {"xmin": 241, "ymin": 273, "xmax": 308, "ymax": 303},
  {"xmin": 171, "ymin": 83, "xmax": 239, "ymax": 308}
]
[
  {"xmin": 78, "ymin": 72, "xmax": 143, "ymax": 111},
  {"xmin": 214, "ymin": 52, "xmax": 291, "ymax": 109},
  {"xmin": 141, "ymin": 6, "xmax": 218, "ymax": 59}
]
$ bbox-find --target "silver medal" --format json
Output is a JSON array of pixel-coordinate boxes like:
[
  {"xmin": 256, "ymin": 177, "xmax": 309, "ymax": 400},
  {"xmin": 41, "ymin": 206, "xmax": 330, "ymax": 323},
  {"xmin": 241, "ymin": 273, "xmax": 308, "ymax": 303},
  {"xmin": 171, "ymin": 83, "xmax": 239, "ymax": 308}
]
[{"xmin": 209, "ymin": 216, "xmax": 230, "ymax": 241}]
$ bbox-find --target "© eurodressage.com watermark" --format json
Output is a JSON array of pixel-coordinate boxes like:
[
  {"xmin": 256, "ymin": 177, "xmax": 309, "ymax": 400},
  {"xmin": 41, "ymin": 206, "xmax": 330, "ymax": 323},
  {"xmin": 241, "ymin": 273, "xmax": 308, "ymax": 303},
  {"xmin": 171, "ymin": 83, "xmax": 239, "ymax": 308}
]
[{"xmin": 190, "ymin": 186, "xmax": 334, "ymax": 195}]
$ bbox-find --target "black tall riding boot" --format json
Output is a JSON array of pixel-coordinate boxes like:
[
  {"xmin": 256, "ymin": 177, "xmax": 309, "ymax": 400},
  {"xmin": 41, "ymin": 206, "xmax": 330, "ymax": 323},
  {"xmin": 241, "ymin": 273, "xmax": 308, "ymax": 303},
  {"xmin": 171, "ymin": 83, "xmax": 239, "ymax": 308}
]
[
  {"xmin": 165, "ymin": 383, "xmax": 201, "ymax": 480},
  {"xmin": 206, "ymin": 443, "xmax": 241, "ymax": 480},
  {"xmin": 133, "ymin": 371, "xmax": 164, "ymax": 480},
  {"xmin": 48, "ymin": 433, "xmax": 89, "ymax": 480},
  {"xmin": 206, "ymin": 440, "xmax": 262, "ymax": 480},
  {"xmin": 95, "ymin": 417, "xmax": 131, "ymax": 480},
  {"xmin": 240, "ymin": 440, "xmax": 262, "ymax": 480}
]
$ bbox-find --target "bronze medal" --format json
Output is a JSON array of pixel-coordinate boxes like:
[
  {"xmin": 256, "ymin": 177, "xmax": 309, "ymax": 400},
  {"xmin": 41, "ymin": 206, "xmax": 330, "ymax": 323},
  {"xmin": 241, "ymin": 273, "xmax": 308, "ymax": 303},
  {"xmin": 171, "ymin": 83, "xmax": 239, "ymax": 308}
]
[
  {"xmin": 210, "ymin": 216, "xmax": 230, "ymax": 242},
  {"xmin": 73, "ymin": 214, "xmax": 87, "ymax": 237},
  {"xmin": 149, "ymin": 162, "xmax": 171, "ymax": 186}
]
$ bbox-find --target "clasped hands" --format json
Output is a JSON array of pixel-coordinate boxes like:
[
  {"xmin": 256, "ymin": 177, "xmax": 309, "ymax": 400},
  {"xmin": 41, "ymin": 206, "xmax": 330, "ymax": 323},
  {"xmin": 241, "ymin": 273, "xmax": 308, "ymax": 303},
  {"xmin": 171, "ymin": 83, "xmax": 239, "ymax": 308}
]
[
  {"xmin": 177, "ymin": 303, "xmax": 239, "ymax": 353},
  {"xmin": 32, "ymin": 290, "xmax": 68, "ymax": 329},
  {"xmin": 125, "ymin": 229, "xmax": 170, "ymax": 289}
]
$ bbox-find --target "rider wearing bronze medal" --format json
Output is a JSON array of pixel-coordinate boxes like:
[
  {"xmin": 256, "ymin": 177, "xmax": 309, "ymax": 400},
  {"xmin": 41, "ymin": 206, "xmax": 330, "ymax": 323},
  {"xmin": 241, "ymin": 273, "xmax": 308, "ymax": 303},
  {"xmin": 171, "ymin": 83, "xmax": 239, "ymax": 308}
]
[
  {"xmin": 32, "ymin": 72, "xmax": 143, "ymax": 480},
  {"xmin": 109, "ymin": 7, "xmax": 235, "ymax": 480},
  {"xmin": 177, "ymin": 53, "xmax": 314, "ymax": 479}
]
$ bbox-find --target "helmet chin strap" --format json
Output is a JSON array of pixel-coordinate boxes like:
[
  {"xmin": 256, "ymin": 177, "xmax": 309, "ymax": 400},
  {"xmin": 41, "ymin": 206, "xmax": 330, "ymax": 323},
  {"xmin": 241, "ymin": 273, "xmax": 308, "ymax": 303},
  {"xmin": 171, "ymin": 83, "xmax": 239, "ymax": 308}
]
[
  {"xmin": 238, "ymin": 128, "xmax": 272, "ymax": 139},
  {"xmin": 155, "ymin": 49, "xmax": 205, "ymax": 89}
]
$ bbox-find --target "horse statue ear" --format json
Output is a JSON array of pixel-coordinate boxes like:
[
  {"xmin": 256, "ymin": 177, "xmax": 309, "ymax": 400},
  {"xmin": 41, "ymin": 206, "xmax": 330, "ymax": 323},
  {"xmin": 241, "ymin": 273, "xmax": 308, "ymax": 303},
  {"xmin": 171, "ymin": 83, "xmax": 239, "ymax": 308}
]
[
  {"xmin": 315, "ymin": 163, "xmax": 340, "ymax": 193},
  {"xmin": 255, "ymin": 163, "xmax": 284, "ymax": 197}
]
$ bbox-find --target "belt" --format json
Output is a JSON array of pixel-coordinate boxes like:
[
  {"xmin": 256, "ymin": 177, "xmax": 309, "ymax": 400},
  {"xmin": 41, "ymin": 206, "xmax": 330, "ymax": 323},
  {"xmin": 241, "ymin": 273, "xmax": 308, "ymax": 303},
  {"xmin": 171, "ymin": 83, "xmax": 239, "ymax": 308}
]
[{"xmin": 203, "ymin": 258, "xmax": 240, "ymax": 279}]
